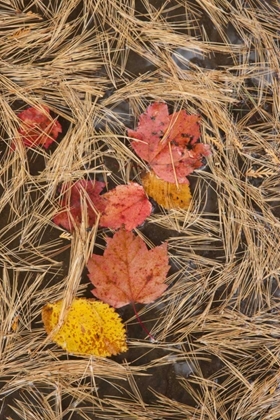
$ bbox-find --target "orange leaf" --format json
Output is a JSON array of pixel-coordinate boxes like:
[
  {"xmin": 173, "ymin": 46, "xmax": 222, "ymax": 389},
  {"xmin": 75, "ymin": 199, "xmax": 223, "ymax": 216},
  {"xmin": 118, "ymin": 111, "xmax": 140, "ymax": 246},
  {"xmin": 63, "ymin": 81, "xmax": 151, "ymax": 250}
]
[
  {"xmin": 87, "ymin": 230, "xmax": 170, "ymax": 308},
  {"xmin": 141, "ymin": 171, "xmax": 192, "ymax": 209},
  {"xmin": 127, "ymin": 102, "xmax": 211, "ymax": 184},
  {"xmin": 53, "ymin": 179, "xmax": 105, "ymax": 232},
  {"xmin": 16, "ymin": 105, "xmax": 62, "ymax": 149},
  {"xmin": 100, "ymin": 183, "xmax": 152, "ymax": 231}
]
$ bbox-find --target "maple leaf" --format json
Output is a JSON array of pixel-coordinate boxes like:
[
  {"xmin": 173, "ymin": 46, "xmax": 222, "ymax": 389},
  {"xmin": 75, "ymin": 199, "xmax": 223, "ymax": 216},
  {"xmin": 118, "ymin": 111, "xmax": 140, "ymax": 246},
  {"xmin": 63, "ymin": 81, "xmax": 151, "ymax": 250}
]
[
  {"xmin": 53, "ymin": 179, "xmax": 105, "ymax": 232},
  {"xmin": 87, "ymin": 230, "xmax": 170, "ymax": 308},
  {"xmin": 127, "ymin": 102, "xmax": 211, "ymax": 184},
  {"xmin": 100, "ymin": 183, "xmax": 152, "ymax": 231},
  {"xmin": 16, "ymin": 105, "xmax": 62, "ymax": 149},
  {"xmin": 42, "ymin": 298, "xmax": 127, "ymax": 357}
]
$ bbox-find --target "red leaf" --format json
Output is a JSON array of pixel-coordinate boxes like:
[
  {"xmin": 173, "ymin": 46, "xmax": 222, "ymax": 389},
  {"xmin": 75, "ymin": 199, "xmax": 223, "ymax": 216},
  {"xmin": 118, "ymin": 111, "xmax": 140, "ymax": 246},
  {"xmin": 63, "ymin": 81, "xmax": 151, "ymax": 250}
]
[
  {"xmin": 87, "ymin": 230, "xmax": 170, "ymax": 308},
  {"xmin": 127, "ymin": 102, "xmax": 211, "ymax": 184},
  {"xmin": 16, "ymin": 105, "xmax": 62, "ymax": 149},
  {"xmin": 53, "ymin": 180, "xmax": 105, "ymax": 232},
  {"xmin": 100, "ymin": 183, "xmax": 152, "ymax": 231}
]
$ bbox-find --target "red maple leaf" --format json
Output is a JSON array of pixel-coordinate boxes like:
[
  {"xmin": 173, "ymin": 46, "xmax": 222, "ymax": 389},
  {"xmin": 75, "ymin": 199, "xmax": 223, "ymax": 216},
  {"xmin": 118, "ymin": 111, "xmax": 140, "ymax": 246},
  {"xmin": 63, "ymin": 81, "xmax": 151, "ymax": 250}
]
[
  {"xmin": 87, "ymin": 230, "xmax": 170, "ymax": 308},
  {"xmin": 127, "ymin": 102, "xmax": 211, "ymax": 184},
  {"xmin": 16, "ymin": 105, "xmax": 62, "ymax": 149},
  {"xmin": 100, "ymin": 183, "xmax": 152, "ymax": 231},
  {"xmin": 53, "ymin": 180, "xmax": 105, "ymax": 232}
]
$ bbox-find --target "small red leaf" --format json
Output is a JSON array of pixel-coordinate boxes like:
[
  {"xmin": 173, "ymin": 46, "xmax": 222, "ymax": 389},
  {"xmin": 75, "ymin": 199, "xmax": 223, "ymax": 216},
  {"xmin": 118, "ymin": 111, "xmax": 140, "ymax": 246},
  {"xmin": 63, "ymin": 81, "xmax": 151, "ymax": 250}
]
[
  {"xmin": 127, "ymin": 102, "xmax": 211, "ymax": 184},
  {"xmin": 53, "ymin": 180, "xmax": 105, "ymax": 232},
  {"xmin": 100, "ymin": 183, "xmax": 152, "ymax": 231},
  {"xmin": 87, "ymin": 230, "xmax": 170, "ymax": 308},
  {"xmin": 16, "ymin": 105, "xmax": 62, "ymax": 149}
]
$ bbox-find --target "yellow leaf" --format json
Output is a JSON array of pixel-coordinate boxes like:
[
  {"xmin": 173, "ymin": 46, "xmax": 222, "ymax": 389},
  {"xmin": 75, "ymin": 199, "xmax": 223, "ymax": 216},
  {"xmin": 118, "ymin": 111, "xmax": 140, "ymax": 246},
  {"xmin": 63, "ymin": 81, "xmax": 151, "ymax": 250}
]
[
  {"xmin": 42, "ymin": 298, "xmax": 127, "ymax": 357},
  {"xmin": 11, "ymin": 315, "xmax": 20, "ymax": 332},
  {"xmin": 141, "ymin": 171, "xmax": 192, "ymax": 210}
]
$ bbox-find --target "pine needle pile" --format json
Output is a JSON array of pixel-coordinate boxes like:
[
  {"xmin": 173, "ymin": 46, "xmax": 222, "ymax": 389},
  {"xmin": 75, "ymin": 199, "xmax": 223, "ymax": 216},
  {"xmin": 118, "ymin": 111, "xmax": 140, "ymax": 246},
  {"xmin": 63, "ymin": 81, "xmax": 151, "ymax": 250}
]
[{"xmin": 0, "ymin": 0, "xmax": 280, "ymax": 419}]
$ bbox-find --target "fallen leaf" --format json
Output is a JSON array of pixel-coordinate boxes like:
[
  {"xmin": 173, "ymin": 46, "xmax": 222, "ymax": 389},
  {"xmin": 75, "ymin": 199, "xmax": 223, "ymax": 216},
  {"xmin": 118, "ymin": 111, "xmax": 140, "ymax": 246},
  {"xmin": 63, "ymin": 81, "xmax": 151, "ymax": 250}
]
[
  {"xmin": 87, "ymin": 230, "xmax": 170, "ymax": 308},
  {"xmin": 141, "ymin": 170, "xmax": 192, "ymax": 209},
  {"xmin": 11, "ymin": 315, "xmax": 20, "ymax": 332},
  {"xmin": 100, "ymin": 183, "xmax": 152, "ymax": 231},
  {"xmin": 16, "ymin": 105, "xmax": 62, "ymax": 149},
  {"xmin": 127, "ymin": 102, "xmax": 211, "ymax": 184},
  {"xmin": 53, "ymin": 179, "xmax": 105, "ymax": 232},
  {"xmin": 42, "ymin": 298, "xmax": 127, "ymax": 357}
]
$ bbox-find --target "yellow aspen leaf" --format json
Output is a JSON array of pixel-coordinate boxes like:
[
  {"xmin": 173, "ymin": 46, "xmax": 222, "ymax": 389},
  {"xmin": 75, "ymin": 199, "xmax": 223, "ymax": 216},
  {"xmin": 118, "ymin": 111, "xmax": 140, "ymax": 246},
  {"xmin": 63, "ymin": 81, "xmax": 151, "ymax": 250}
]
[
  {"xmin": 141, "ymin": 171, "xmax": 192, "ymax": 210},
  {"xmin": 42, "ymin": 298, "xmax": 127, "ymax": 357}
]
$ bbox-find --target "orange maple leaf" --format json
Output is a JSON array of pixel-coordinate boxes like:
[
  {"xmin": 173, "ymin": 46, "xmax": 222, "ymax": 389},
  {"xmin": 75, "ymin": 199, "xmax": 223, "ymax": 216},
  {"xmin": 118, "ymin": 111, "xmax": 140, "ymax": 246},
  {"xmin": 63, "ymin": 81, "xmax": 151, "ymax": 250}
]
[
  {"xmin": 16, "ymin": 105, "xmax": 62, "ymax": 149},
  {"xmin": 53, "ymin": 179, "xmax": 105, "ymax": 232},
  {"xmin": 87, "ymin": 230, "xmax": 170, "ymax": 308},
  {"xmin": 100, "ymin": 183, "xmax": 152, "ymax": 231},
  {"xmin": 53, "ymin": 181, "xmax": 151, "ymax": 232},
  {"xmin": 127, "ymin": 102, "xmax": 211, "ymax": 184}
]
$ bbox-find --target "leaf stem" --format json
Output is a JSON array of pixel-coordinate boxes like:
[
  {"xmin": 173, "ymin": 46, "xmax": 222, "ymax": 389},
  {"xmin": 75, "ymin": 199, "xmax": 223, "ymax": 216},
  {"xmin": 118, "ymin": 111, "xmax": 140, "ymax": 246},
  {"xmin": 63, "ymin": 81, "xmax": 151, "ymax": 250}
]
[{"xmin": 131, "ymin": 301, "xmax": 155, "ymax": 342}]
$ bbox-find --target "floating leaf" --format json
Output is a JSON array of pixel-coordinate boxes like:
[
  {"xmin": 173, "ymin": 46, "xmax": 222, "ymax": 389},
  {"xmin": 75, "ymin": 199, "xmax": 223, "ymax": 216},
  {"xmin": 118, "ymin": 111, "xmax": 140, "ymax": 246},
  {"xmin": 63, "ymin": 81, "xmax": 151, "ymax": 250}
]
[
  {"xmin": 127, "ymin": 102, "xmax": 211, "ymax": 184},
  {"xmin": 100, "ymin": 183, "xmax": 152, "ymax": 231},
  {"xmin": 142, "ymin": 170, "xmax": 192, "ymax": 209},
  {"xmin": 87, "ymin": 230, "xmax": 170, "ymax": 308},
  {"xmin": 42, "ymin": 298, "xmax": 127, "ymax": 357},
  {"xmin": 53, "ymin": 179, "xmax": 105, "ymax": 232},
  {"xmin": 16, "ymin": 105, "xmax": 62, "ymax": 149}
]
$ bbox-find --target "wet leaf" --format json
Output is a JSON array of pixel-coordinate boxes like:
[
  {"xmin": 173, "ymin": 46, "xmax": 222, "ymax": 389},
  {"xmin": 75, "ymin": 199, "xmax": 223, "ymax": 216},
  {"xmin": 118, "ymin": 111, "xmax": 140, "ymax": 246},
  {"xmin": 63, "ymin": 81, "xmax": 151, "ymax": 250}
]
[
  {"xmin": 53, "ymin": 179, "xmax": 105, "ymax": 232},
  {"xmin": 16, "ymin": 105, "xmax": 62, "ymax": 149},
  {"xmin": 100, "ymin": 183, "xmax": 152, "ymax": 231},
  {"xmin": 142, "ymin": 170, "xmax": 192, "ymax": 209},
  {"xmin": 42, "ymin": 298, "xmax": 127, "ymax": 357},
  {"xmin": 127, "ymin": 102, "xmax": 211, "ymax": 184},
  {"xmin": 87, "ymin": 230, "xmax": 170, "ymax": 308}
]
